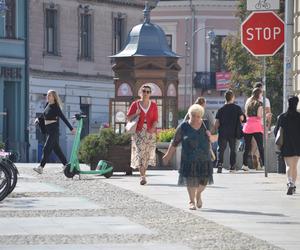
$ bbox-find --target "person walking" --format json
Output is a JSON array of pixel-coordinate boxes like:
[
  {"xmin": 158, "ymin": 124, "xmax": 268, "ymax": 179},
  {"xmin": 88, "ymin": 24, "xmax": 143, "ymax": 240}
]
[
  {"xmin": 274, "ymin": 96, "xmax": 300, "ymax": 195},
  {"xmin": 184, "ymin": 97, "xmax": 215, "ymax": 130},
  {"xmin": 246, "ymin": 82, "xmax": 272, "ymax": 170},
  {"xmin": 213, "ymin": 90, "xmax": 244, "ymax": 173},
  {"xmin": 163, "ymin": 104, "xmax": 213, "ymax": 210},
  {"xmin": 127, "ymin": 85, "xmax": 158, "ymax": 185},
  {"xmin": 241, "ymin": 88, "xmax": 264, "ymax": 171},
  {"xmin": 33, "ymin": 90, "xmax": 75, "ymax": 174}
]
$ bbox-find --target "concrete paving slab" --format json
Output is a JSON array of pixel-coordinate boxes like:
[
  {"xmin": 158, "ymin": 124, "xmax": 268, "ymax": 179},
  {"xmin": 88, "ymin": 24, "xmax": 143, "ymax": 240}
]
[
  {"xmin": 0, "ymin": 197, "xmax": 100, "ymax": 210},
  {"xmin": 18, "ymin": 174, "xmax": 37, "ymax": 180},
  {"xmin": 0, "ymin": 244, "xmax": 191, "ymax": 250},
  {"xmin": 103, "ymin": 169, "xmax": 300, "ymax": 250},
  {"xmin": 0, "ymin": 217, "xmax": 154, "ymax": 236},
  {"xmin": 14, "ymin": 182, "xmax": 64, "ymax": 193}
]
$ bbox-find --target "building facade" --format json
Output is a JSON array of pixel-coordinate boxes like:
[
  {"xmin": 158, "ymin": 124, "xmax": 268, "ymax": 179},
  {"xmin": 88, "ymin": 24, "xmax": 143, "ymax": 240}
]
[
  {"xmin": 152, "ymin": 0, "xmax": 242, "ymax": 114},
  {"xmin": 28, "ymin": 0, "xmax": 144, "ymax": 162},
  {"xmin": 293, "ymin": 0, "xmax": 300, "ymax": 102},
  {"xmin": 0, "ymin": 0, "xmax": 28, "ymax": 161}
]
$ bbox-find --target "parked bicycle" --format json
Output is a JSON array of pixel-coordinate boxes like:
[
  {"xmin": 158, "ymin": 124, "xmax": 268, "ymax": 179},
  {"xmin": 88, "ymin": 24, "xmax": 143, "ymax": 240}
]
[{"xmin": 0, "ymin": 154, "xmax": 18, "ymax": 201}]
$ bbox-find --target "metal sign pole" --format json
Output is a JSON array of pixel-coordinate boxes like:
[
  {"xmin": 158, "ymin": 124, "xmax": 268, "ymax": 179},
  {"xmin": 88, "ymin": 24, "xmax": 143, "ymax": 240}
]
[{"xmin": 262, "ymin": 56, "xmax": 268, "ymax": 177}]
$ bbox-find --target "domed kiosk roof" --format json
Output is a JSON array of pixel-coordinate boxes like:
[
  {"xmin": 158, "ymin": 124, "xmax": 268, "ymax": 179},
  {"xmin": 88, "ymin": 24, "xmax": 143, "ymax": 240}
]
[{"xmin": 111, "ymin": 3, "xmax": 179, "ymax": 58}]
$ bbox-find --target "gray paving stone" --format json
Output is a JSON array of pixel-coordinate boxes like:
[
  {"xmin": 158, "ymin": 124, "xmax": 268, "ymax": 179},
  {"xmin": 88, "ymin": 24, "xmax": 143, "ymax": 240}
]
[
  {"xmin": 18, "ymin": 174, "xmax": 37, "ymax": 180},
  {"xmin": 0, "ymin": 197, "xmax": 100, "ymax": 210},
  {"xmin": 14, "ymin": 182, "xmax": 64, "ymax": 193},
  {"xmin": 0, "ymin": 217, "xmax": 154, "ymax": 236},
  {"xmin": 0, "ymin": 244, "xmax": 191, "ymax": 250},
  {"xmin": 104, "ymin": 170, "xmax": 300, "ymax": 250}
]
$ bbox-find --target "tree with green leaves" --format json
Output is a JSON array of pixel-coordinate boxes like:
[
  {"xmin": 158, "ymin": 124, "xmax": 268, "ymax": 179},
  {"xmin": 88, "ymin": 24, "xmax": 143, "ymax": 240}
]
[{"xmin": 223, "ymin": 0, "xmax": 284, "ymax": 123}]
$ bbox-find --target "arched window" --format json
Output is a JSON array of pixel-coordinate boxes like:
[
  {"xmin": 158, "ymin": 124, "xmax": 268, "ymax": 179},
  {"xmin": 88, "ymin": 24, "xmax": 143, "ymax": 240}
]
[
  {"xmin": 167, "ymin": 83, "xmax": 176, "ymax": 96},
  {"xmin": 117, "ymin": 83, "xmax": 133, "ymax": 96}
]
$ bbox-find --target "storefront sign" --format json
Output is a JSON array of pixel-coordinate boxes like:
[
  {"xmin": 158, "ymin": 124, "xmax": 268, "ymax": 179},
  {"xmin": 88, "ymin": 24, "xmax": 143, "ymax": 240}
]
[
  {"xmin": 0, "ymin": 66, "xmax": 22, "ymax": 79},
  {"xmin": 216, "ymin": 72, "xmax": 231, "ymax": 91},
  {"xmin": 205, "ymin": 97, "xmax": 245, "ymax": 110}
]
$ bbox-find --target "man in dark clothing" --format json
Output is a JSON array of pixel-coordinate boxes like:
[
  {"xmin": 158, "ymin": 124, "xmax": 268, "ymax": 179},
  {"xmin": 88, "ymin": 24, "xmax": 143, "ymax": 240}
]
[{"xmin": 213, "ymin": 90, "xmax": 244, "ymax": 173}]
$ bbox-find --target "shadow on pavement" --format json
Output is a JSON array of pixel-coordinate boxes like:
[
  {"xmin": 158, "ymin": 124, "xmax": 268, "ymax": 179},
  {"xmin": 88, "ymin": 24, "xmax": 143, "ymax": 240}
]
[
  {"xmin": 146, "ymin": 183, "xmax": 179, "ymax": 187},
  {"xmin": 202, "ymin": 208, "xmax": 287, "ymax": 217}
]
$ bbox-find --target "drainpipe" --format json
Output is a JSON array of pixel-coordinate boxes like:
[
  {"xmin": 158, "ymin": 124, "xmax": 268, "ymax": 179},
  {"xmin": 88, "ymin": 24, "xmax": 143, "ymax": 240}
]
[
  {"xmin": 189, "ymin": 0, "xmax": 195, "ymax": 105},
  {"xmin": 283, "ymin": 0, "xmax": 294, "ymax": 112},
  {"xmin": 24, "ymin": 0, "xmax": 29, "ymax": 162}
]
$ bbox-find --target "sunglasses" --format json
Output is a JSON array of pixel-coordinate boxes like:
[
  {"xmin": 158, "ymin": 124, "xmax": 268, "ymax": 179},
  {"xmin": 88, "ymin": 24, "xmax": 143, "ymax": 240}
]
[{"xmin": 142, "ymin": 90, "xmax": 151, "ymax": 94}]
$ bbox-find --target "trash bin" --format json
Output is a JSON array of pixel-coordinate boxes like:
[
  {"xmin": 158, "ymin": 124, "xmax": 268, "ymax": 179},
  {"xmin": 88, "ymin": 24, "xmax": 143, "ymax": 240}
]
[{"xmin": 276, "ymin": 152, "xmax": 286, "ymax": 174}]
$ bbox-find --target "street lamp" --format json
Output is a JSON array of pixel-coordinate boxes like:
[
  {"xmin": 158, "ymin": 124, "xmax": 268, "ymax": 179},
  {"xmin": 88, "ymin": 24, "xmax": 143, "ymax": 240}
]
[{"xmin": 186, "ymin": 27, "xmax": 215, "ymax": 107}]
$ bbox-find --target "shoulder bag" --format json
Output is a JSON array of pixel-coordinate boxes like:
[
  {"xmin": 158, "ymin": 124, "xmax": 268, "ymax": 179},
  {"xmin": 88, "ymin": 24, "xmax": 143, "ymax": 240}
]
[
  {"xmin": 275, "ymin": 126, "xmax": 284, "ymax": 150},
  {"xmin": 202, "ymin": 121, "xmax": 216, "ymax": 161},
  {"xmin": 125, "ymin": 115, "xmax": 139, "ymax": 134}
]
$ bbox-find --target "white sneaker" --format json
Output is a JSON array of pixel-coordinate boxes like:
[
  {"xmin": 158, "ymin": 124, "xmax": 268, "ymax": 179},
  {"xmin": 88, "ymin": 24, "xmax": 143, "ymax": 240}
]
[
  {"xmin": 241, "ymin": 165, "xmax": 249, "ymax": 171},
  {"xmin": 33, "ymin": 166, "xmax": 43, "ymax": 174}
]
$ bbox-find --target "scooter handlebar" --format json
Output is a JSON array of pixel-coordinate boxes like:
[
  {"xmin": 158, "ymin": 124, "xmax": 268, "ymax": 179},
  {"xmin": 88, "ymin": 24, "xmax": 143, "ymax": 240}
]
[{"xmin": 73, "ymin": 113, "xmax": 87, "ymax": 120}]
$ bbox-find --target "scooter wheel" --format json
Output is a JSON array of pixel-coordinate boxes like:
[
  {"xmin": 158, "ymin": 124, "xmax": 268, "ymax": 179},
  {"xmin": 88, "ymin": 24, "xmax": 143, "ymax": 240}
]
[
  {"xmin": 64, "ymin": 164, "xmax": 76, "ymax": 178},
  {"xmin": 104, "ymin": 170, "xmax": 113, "ymax": 178}
]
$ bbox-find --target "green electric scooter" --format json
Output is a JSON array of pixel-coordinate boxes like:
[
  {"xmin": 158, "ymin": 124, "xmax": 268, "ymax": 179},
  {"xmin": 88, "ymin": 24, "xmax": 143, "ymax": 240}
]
[{"xmin": 64, "ymin": 113, "xmax": 113, "ymax": 179}]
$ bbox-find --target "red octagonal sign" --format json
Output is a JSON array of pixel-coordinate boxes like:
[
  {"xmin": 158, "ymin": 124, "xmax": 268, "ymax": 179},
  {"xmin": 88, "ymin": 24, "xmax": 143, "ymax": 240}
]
[{"xmin": 241, "ymin": 11, "xmax": 284, "ymax": 56}]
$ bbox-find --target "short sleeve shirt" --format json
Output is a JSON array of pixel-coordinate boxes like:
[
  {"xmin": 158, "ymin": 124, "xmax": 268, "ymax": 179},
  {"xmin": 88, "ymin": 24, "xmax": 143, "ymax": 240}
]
[{"xmin": 215, "ymin": 103, "xmax": 243, "ymax": 138}]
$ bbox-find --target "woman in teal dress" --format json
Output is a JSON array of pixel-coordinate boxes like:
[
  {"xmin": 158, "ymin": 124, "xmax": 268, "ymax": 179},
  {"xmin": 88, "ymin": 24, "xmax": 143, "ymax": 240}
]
[{"xmin": 163, "ymin": 104, "xmax": 213, "ymax": 210}]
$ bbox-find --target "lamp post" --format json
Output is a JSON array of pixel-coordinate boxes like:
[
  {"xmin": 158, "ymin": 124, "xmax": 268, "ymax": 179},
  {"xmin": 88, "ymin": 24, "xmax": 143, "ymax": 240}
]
[{"xmin": 188, "ymin": 26, "xmax": 215, "ymax": 106}]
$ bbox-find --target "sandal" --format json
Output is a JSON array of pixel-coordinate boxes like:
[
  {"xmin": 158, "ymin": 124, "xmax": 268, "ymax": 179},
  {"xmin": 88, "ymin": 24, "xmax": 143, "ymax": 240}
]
[
  {"xmin": 140, "ymin": 176, "xmax": 147, "ymax": 185},
  {"xmin": 196, "ymin": 199, "xmax": 202, "ymax": 209},
  {"xmin": 189, "ymin": 202, "xmax": 196, "ymax": 210}
]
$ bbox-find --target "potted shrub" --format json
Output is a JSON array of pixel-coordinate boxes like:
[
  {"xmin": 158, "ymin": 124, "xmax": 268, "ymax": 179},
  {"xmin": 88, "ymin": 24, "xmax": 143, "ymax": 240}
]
[
  {"xmin": 79, "ymin": 128, "xmax": 132, "ymax": 174},
  {"xmin": 156, "ymin": 128, "xmax": 181, "ymax": 169}
]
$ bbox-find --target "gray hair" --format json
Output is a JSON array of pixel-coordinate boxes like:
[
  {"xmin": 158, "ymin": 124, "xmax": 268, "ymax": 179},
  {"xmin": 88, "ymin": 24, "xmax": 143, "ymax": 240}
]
[{"xmin": 188, "ymin": 104, "xmax": 204, "ymax": 118}]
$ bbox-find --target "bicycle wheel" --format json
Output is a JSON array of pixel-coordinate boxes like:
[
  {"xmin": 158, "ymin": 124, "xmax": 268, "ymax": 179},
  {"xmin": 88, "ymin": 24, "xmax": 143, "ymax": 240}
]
[
  {"xmin": 0, "ymin": 158, "xmax": 18, "ymax": 195},
  {"xmin": 0, "ymin": 163, "xmax": 11, "ymax": 201}
]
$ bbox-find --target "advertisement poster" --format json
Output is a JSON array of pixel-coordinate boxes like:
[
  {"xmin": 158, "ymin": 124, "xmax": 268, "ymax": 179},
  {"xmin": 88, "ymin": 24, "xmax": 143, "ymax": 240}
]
[{"xmin": 216, "ymin": 72, "xmax": 231, "ymax": 91}]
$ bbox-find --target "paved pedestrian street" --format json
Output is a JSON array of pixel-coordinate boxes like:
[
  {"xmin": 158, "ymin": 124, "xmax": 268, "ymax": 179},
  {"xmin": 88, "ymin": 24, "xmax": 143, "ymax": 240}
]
[{"xmin": 1, "ymin": 164, "xmax": 299, "ymax": 250}]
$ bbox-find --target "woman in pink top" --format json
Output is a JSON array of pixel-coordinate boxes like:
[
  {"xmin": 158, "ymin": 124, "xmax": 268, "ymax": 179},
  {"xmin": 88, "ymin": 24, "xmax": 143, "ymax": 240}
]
[
  {"xmin": 127, "ymin": 85, "xmax": 158, "ymax": 185},
  {"xmin": 242, "ymin": 88, "xmax": 264, "ymax": 171}
]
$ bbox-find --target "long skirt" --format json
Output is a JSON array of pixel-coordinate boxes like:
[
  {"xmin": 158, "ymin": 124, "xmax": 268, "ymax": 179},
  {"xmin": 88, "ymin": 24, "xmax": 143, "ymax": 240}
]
[{"xmin": 130, "ymin": 125, "xmax": 156, "ymax": 169}]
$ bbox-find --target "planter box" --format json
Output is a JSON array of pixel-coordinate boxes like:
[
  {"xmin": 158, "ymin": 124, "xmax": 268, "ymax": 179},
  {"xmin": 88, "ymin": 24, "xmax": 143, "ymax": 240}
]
[
  {"xmin": 106, "ymin": 144, "xmax": 132, "ymax": 175},
  {"xmin": 156, "ymin": 142, "xmax": 181, "ymax": 170}
]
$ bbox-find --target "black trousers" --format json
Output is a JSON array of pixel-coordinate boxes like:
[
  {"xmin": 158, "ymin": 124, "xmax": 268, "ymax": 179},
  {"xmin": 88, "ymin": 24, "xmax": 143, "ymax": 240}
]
[
  {"xmin": 243, "ymin": 133, "xmax": 264, "ymax": 166},
  {"xmin": 217, "ymin": 136, "xmax": 237, "ymax": 167},
  {"xmin": 40, "ymin": 123, "xmax": 67, "ymax": 167}
]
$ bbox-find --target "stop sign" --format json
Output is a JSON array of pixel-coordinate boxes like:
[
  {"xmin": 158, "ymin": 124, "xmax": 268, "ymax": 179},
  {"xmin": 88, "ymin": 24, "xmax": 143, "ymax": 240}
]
[{"xmin": 241, "ymin": 11, "xmax": 284, "ymax": 56}]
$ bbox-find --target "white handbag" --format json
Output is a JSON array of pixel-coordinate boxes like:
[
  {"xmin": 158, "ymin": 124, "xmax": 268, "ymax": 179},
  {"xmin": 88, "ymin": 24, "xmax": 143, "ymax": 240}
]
[{"xmin": 125, "ymin": 115, "xmax": 139, "ymax": 134}]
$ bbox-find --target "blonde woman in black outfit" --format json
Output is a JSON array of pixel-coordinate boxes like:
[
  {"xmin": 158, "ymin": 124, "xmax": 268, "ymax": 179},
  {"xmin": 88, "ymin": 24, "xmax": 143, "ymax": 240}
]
[{"xmin": 33, "ymin": 90, "xmax": 76, "ymax": 174}]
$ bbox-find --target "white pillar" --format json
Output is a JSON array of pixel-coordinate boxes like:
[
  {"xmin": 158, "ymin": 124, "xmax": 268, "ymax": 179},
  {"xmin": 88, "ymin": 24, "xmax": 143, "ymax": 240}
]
[{"xmin": 283, "ymin": 0, "xmax": 294, "ymax": 111}]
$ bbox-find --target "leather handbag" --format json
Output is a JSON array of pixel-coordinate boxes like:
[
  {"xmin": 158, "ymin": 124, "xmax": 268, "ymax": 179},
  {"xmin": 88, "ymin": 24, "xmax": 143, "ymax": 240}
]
[
  {"xmin": 125, "ymin": 115, "xmax": 139, "ymax": 134},
  {"xmin": 275, "ymin": 126, "xmax": 284, "ymax": 150}
]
